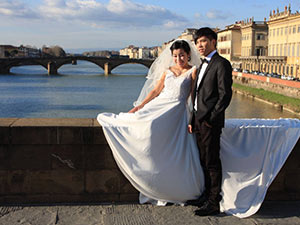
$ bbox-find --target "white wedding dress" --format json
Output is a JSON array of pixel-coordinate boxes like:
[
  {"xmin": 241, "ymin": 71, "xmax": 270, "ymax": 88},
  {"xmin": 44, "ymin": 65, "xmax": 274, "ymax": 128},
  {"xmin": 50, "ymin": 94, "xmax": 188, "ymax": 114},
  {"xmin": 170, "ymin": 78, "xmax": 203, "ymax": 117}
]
[
  {"xmin": 98, "ymin": 66, "xmax": 205, "ymax": 203},
  {"xmin": 97, "ymin": 66, "xmax": 300, "ymax": 218}
]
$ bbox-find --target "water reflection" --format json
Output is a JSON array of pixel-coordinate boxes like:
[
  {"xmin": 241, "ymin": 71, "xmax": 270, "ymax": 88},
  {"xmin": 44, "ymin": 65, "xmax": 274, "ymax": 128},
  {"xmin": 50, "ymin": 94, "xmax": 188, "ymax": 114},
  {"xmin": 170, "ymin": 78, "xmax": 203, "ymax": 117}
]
[{"xmin": 226, "ymin": 93, "xmax": 300, "ymax": 119}]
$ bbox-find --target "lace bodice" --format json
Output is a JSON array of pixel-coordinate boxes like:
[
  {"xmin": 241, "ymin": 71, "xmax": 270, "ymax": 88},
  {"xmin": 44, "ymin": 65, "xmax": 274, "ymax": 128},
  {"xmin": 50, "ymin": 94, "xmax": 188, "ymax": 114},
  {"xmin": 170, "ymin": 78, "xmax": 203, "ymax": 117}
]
[{"xmin": 158, "ymin": 66, "xmax": 194, "ymax": 101}]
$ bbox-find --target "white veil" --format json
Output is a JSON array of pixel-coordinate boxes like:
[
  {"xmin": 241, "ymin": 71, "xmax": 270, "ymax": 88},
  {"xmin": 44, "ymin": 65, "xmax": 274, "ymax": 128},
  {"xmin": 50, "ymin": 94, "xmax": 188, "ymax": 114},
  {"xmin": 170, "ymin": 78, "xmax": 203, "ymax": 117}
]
[{"xmin": 133, "ymin": 39, "xmax": 201, "ymax": 106}]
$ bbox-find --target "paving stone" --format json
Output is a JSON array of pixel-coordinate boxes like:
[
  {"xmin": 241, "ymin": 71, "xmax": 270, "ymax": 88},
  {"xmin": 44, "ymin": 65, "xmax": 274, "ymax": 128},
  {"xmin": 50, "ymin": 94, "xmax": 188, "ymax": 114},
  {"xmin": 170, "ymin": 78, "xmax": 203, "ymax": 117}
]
[{"xmin": 0, "ymin": 202, "xmax": 299, "ymax": 225}]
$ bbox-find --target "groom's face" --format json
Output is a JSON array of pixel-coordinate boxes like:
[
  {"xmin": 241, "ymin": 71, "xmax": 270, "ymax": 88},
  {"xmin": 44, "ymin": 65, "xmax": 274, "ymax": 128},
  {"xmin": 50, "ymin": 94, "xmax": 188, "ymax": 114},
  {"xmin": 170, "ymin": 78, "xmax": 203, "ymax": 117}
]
[{"xmin": 195, "ymin": 36, "xmax": 216, "ymax": 57}]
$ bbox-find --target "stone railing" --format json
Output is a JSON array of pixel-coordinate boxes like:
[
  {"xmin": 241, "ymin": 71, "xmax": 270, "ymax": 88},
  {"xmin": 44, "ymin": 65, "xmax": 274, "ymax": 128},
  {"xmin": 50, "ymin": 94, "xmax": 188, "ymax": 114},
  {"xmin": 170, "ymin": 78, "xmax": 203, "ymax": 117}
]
[{"xmin": 0, "ymin": 118, "xmax": 299, "ymax": 204}]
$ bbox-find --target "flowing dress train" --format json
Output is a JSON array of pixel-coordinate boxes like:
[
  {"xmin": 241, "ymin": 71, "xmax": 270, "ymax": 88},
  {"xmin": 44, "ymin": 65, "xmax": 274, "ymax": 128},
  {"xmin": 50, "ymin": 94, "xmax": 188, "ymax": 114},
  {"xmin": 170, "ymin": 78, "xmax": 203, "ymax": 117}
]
[{"xmin": 97, "ymin": 66, "xmax": 300, "ymax": 217}]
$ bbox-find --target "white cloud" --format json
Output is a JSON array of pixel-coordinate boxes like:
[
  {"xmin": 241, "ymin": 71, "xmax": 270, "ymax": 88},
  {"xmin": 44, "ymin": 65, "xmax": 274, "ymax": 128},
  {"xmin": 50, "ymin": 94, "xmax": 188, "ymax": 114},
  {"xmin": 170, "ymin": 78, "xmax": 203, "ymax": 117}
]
[
  {"xmin": 206, "ymin": 9, "xmax": 231, "ymax": 20},
  {"xmin": 0, "ymin": 0, "xmax": 188, "ymax": 29},
  {"xmin": 0, "ymin": 0, "xmax": 38, "ymax": 18}
]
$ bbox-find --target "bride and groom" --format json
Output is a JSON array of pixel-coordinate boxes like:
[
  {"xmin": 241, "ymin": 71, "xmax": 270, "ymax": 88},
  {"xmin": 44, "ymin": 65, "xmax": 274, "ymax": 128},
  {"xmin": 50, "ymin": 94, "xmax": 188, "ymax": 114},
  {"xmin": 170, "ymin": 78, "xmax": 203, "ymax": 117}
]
[
  {"xmin": 97, "ymin": 27, "xmax": 300, "ymax": 218},
  {"xmin": 98, "ymin": 27, "xmax": 231, "ymax": 216}
]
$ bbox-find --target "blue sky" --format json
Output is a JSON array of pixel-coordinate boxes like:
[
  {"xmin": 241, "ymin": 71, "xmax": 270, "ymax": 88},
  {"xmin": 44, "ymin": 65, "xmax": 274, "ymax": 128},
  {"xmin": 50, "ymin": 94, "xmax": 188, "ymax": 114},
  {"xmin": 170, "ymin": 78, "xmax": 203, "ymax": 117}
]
[{"xmin": 1, "ymin": 0, "xmax": 300, "ymax": 52}]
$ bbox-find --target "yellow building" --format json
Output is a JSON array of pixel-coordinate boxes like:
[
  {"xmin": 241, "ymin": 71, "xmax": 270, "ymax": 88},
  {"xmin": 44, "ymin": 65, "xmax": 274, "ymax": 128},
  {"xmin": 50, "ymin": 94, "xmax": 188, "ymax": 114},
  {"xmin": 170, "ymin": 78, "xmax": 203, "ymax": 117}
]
[
  {"xmin": 177, "ymin": 28, "xmax": 197, "ymax": 42},
  {"xmin": 268, "ymin": 4, "xmax": 300, "ymax": 77},
  {"xmin": 239, "ymin": 18, "xmax": 270, "ymax": 72},
  {"xmin": 119, "ymin": 45, "xmax": 139, "ymax": 59},
  {"xmin": 241, "ymin": 18, "xmax": 268, "ymax": 57},
  {"xmin": 217, "ymin": 23, "xmax": 242, "ymax": 67}
]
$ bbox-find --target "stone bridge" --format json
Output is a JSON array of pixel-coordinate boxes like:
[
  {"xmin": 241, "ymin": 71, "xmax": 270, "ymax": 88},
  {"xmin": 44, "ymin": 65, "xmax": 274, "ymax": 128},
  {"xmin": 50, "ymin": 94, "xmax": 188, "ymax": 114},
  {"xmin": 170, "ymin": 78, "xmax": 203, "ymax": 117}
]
[{"xmin": 0, "ymin": 56, "xmax": 154, "ymax": 75}]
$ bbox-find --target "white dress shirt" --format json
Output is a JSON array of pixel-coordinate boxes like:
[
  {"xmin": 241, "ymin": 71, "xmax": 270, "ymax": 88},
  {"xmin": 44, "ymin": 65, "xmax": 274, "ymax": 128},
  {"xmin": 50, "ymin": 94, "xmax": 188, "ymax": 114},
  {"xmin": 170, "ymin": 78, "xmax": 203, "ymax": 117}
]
[{"xmin": 194, "ymin": 50, "xmax": 217, "ymax": 111}]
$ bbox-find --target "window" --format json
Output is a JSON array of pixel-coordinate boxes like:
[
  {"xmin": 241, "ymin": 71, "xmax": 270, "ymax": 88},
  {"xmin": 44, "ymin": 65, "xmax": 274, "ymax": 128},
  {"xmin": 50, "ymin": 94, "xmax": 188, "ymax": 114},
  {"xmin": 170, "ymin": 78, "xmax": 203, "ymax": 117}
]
[
  {"xmin": 288, "ymin": 44, "xmax": 291, "ymax": 56},
  {"xmin": 284, "ymin": 44, "xmax": 287, "ymax": 56},
  {"xmin": 280, "ymin": 44, "xmax": 283, "ymax": 56},
  {"xmin": 281, "ymin": 27, "xmax": 283, "ymax": 35},
  {"xmin": 285, "ymin": 27, "xmax": 288, "ymax": 35},
  {"xmin": 292, "ymin": 44, "xmax": 295, "ymax": 56},
  {"xmin": 257, "ymin": 34, "xmax": 264, "ymax": 40},
  {"xmin": 298, "ymin": 25, "xmax": 300, "ymax": 33},
  {"xmin": 297, "ymin": 43, "xmax": 300, "ymax": 57},
  {"xmin": 277, "ymin": 28, "xmax": 279, "ymax": 36},
  {"xmin": 289, "ymin": 26, "xmax": 292, "ymax": 34},
  {"xmin": 293, "ymin": 26, "xmax": 296, "ymax": 33},
  {"xmin": 286, "ymin": 66, "xmax": 289, "ymax": 75},
  {"xmin": 291, "ymin": 66, "xmax": 293, "ymax": 75},
  {"xmin": 273, "ymin": 29, "xmax": 275, "ymax": 36},
  {"xmin": 220, "ymin": 49, "xmax": 226, "ymax": 54}
]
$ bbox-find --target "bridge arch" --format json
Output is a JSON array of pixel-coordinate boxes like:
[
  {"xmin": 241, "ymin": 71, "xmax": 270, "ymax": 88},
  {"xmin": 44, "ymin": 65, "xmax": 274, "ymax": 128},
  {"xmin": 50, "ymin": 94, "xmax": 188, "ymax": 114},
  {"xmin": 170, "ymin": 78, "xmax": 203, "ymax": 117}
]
[
  {"xmin": 7, "ymin": 59, "xmax": 48, "ymax": 74},
  {"xmin": 56, "ymin": 59, "xmax": 105, "ymax": 75},
  {"xmin": 110, "ymin": 62, "xmax": 151, "ymax": 72}
]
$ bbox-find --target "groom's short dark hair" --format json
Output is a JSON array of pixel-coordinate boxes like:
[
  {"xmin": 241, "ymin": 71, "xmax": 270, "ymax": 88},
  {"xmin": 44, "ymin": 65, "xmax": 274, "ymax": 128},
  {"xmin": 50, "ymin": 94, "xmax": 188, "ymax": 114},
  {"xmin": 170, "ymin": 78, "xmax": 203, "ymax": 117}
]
[{"xmin": 193, "ymin": 27, "xmax": 217, "ymax": 44}]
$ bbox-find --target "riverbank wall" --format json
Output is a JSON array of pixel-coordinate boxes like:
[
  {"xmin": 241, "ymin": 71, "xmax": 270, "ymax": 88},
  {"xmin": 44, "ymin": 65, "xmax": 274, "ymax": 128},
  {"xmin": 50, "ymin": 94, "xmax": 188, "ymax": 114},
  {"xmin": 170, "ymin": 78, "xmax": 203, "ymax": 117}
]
[
  {"xmin": 232, "ymin": 71, "xmax": 300, "ymax": 99},
  {"xmin": 0, "ymin": 118, "xmax": 300, "ymax": 204}
]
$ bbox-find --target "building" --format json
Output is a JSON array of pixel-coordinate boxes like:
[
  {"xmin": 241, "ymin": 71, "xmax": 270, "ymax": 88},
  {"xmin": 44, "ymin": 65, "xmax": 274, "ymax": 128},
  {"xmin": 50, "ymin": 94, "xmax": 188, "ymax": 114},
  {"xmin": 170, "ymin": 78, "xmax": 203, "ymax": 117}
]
[
  {"xmin": 178, "ymin": 28, "xmax": 197, "ymax": 42},
  {"xmin": 22, "ymin": 45, "xmax": 40, "ymax": 57},
  {"xmin": 149, "ymin": 46, "xmax": 162, "ymax": 58},
  {"xmin": 0, "ymin": 46, "xmax": 5, "ymax": 58},
  {"xmin": 0, "ymin": 45, "xmax": 26, "ymax": 58},
  {"xmin": 120, "ymin": 45, "xmax": 161, "ymax": 59},
  {"xmin": 241, "ymin": 18, "xmax": 268, "ymax": 57},
  {"xmin": 217, "ymin": 23, "xmax": 242, "ymax": 68},
  {"xmin": 119, "ymin": 45, "xmax": 139, "ymax": 59},
  {"xmin": 239, "ymin": 18, "xmax": 269, "ymax": 72},
  {"xmin": 0, "ymin": 45, "xmax": 40, "ymax": 58},
  {"xmin": 267, "ymin": 4, "xmax": 300, "ymax": 77},
  {"xmin": 138, "ymin": 47, "xmax": 151, "ymax": 59}
]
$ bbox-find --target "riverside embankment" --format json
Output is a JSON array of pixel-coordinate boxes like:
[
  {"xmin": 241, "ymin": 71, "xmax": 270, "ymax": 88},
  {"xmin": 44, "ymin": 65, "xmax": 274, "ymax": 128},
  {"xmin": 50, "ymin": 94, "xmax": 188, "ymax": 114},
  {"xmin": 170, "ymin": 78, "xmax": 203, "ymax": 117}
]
[
  {"xmin": 232, "ymin": 71, "xmax": 300, "ymax": 115},
  {"xmin": 0, "ymin": 118, "xmax": 299, "ymax": 204}
]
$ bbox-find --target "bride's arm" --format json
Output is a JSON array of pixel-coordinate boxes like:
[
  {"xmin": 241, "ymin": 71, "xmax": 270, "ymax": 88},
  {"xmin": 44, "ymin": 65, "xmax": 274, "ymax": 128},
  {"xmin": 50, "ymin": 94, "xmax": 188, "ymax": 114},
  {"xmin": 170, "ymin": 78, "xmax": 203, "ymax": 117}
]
[{"xmin": 128, "ymin": 72, "xmax": 166, "ymax": 113}]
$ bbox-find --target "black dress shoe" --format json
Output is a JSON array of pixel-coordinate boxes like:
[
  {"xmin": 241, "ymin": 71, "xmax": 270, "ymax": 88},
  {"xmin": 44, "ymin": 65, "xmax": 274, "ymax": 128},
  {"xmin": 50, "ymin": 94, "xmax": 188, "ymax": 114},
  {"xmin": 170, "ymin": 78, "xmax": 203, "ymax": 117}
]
[
  {"xmin": 186, "ymin": 193, "xmax": 208, "ymax": 207},
  {"xmin": 194, "ymin": 201, "xmax": 220, "ymax": 216}
]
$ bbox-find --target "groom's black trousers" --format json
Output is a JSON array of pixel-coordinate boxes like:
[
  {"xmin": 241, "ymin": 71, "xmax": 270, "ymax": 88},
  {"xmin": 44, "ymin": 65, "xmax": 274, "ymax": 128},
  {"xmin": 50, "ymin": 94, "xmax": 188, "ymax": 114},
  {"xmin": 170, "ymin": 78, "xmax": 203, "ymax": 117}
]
[{"xmin": 194, "ymin": 121, "xmax": 222, "ymax": 205}]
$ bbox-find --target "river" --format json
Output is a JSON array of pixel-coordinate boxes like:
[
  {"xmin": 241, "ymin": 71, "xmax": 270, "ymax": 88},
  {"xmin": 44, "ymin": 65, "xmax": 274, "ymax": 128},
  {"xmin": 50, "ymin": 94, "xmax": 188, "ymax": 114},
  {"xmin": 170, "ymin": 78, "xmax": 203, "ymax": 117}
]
[{"xmin": 0, "ymin": 61, "xmax": 298, "ymax": 119}]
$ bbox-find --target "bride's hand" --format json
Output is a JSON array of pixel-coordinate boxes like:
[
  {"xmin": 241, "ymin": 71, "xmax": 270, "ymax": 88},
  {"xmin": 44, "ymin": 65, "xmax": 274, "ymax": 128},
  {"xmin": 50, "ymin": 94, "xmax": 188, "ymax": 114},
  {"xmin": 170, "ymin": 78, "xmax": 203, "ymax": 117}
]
[
  {"xmin": 128, "ymin": 105, "xmax": 144, "ymax": 113},
  {"xmin": 188, "ymin": 124, "xmax": 193, "ymax": 133}
]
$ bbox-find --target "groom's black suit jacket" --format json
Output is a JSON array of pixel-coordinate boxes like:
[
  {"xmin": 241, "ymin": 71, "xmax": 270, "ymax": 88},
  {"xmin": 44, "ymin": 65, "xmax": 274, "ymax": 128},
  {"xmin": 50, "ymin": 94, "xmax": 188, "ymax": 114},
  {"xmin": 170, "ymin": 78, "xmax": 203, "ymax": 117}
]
[{"xmin": 192, "ymin": 52, "xmax": 232, "ymax": 128}]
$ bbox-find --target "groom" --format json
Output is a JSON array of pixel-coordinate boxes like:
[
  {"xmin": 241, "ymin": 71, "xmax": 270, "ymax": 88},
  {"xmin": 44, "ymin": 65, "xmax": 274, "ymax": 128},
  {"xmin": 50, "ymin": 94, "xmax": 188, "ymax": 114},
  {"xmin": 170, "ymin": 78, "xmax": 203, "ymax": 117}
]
[{"xmin": 187, "ymin": 27, "xmax": 233, "ymax": 216}]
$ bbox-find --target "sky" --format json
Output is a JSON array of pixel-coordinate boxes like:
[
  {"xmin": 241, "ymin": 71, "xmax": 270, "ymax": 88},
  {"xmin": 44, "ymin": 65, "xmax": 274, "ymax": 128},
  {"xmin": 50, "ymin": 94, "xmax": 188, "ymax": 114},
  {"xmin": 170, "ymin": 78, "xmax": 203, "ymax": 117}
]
[{"xmin": 1, "ymin": 0, "xmax": 300, "ymax": 52}]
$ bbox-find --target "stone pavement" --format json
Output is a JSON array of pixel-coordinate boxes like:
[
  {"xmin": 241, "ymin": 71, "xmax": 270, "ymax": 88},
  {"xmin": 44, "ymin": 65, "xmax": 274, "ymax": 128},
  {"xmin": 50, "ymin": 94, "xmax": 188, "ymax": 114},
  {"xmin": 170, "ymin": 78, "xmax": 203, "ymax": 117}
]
[{"xmin": 0, "ymin": 201, "xmax": 300, "ymax": 225}]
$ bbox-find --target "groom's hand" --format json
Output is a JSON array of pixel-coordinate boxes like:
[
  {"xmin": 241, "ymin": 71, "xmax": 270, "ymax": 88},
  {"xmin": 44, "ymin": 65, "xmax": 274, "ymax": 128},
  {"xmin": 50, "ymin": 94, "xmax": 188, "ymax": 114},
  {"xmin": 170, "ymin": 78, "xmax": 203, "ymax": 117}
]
[{"xmin": 188, "ymin": 124, "xmax": 193, "ymax": 133}]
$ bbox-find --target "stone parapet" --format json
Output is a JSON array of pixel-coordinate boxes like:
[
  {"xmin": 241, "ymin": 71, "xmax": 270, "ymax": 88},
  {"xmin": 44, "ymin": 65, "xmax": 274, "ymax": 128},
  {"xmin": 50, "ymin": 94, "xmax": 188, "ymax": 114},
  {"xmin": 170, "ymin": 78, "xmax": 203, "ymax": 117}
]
[
  {"xmin": 0, "ymin": 118, "xmax": 299, "ymax": 204},
  {"xmin": 0, "ymin": 118, "xmax": 138, "ymax": 204}
]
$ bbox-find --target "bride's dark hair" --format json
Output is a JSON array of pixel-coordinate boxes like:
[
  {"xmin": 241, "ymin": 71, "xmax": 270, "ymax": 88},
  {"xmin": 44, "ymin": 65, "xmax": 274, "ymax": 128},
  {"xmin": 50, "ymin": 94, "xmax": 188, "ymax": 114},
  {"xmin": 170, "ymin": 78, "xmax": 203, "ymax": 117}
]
[{"xmin": 170, "ymin": 40, "xmax": 191, "ymax": 54}]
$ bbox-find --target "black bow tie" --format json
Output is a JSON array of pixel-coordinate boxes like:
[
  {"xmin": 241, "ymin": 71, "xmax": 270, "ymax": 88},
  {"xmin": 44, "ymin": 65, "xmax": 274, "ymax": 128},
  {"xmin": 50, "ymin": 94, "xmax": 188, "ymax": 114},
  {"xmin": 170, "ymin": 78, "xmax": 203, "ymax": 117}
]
[{"xmin": 202, "ymin": 58, "xmax": 208, "ymax": 64}]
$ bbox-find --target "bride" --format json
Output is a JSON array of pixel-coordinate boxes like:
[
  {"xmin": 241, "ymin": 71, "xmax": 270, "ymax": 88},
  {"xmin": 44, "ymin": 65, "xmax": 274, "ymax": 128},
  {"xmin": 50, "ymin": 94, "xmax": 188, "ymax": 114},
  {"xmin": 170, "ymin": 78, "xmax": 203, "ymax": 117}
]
[
  {"xmin": 97, "ymin": 39, "xmax": 300, "ymax": 218},
  {"xmin": 98, "ymin": 39, "xmax": 205, "ymax": 203}
]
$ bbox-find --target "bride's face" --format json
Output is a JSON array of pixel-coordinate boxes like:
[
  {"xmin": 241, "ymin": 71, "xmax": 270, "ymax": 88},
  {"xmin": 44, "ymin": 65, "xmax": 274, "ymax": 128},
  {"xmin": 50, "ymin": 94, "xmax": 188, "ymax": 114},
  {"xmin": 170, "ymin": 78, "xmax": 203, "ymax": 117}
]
[{"xmin": 172, "ymin": 48, "xmax": 190, "ymax": 68}]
